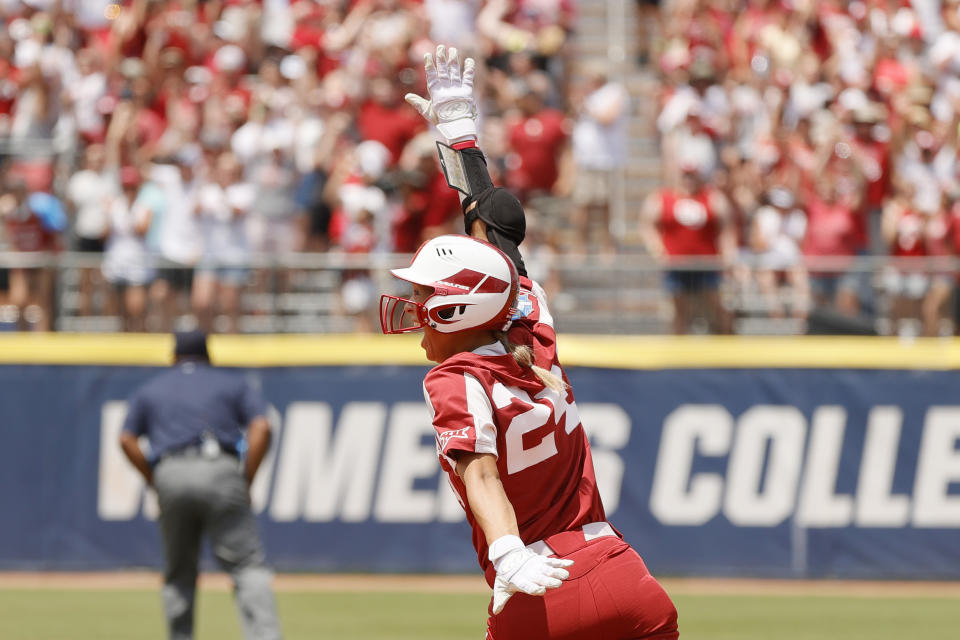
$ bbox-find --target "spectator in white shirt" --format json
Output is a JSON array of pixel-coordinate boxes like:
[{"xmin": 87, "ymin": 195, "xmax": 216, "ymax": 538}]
[
  {"xmin": 748, "ymin": 187, "xmax": 810, "ymax": 319},
  {"xmin": 67, "ymin": 48, "xmax": 107, "ymax": 144},
  {"xmin": 66, "ymin": 143, "xmax": 113, "ymax": 252},
  {"xmin": 570, "ymin": 66, "xmax": 629, "ymax": 254},
  {"xmin": 65, "ymin": 142, "xmax": 115, "ymax": 315},
  {"xmin": 146, "ymin": 144, "xmax": 204, "ymax": 330},
  {"xmin": 192, "ymin": 151, "xmax": 253, "ymax": 333},
  {"xmin": 102, "ymin": 166, "xmax": 154, "ymax": 332}
]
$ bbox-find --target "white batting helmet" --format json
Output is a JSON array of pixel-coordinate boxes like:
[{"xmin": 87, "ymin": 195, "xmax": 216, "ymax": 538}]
[{"xmin": 380, "ymin": 234, "xmax": 519, "ymax": 334}]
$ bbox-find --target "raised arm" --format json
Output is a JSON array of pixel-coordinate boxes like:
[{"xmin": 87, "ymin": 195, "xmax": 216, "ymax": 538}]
[{"xmin": 404, "ymin": 45, "xmax": 528, "ymax": 276}]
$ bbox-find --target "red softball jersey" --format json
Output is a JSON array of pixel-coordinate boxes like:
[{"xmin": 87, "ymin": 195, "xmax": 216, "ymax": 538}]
[
  {"xmin": 658, "ymin": 188, "xmax": 721, "ymax": 257},
  {"xmin": 422, "ymin": 276, "xmax": 607, "ymax": 585}
]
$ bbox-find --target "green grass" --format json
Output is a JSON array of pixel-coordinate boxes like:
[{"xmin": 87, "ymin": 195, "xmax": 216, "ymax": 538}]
[
  {"xmin": 674, "ymin": 595, "xmax": 958, "ymax": 640},
  {"xmin": 0, "ymin": 589, "xmax": 490, "ymax": 640},
  {"xmin": 0, "ymin": 588, "xmax": 956, "ymax": 639}
]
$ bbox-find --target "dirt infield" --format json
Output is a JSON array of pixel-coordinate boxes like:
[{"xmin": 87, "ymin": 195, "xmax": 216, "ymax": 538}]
[{"xmin": 1, "ymin": 572, "xmax": 959, "ymax": 598}]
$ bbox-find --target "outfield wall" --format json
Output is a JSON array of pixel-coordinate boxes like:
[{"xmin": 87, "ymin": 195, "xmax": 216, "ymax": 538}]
[{"xmin": 1, "ymin": 335, "xmax": 959, "ymax": 578}]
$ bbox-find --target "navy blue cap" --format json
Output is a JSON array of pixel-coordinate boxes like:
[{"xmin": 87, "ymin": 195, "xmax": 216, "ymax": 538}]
[{"xmin": 174, "ymin": 330, "xmax": 210, "ymax": 361}]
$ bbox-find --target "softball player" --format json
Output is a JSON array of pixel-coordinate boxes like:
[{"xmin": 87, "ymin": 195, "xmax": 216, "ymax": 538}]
[{"xmin": 381, "ymin": 46, "xmax": 678, "ymax": 639}]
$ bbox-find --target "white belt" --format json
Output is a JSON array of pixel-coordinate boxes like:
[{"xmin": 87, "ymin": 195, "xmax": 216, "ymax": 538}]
[{"xmin": 527, "ymin": 521, "xmax": 618, "ymax": 557}]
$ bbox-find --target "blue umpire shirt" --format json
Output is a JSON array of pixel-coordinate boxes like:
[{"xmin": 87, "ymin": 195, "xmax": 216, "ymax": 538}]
[{"xmin": 121, "ymin": 360, "xmax": 267, "ymax": 464}]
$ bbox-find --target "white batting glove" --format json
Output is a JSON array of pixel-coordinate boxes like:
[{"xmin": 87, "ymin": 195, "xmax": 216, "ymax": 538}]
[
  {"xmin": 405, "ymin": 44, "xmax": 478, "ymax": 144},
  {"xmin": 488, "ymin": 535, "xmax": 573, "ymax": 615}
]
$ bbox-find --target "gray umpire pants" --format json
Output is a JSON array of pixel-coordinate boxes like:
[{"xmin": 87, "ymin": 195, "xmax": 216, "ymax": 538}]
[{"xmin": 153, "ymin": 453, "xmax": 282, "ymax": 640}]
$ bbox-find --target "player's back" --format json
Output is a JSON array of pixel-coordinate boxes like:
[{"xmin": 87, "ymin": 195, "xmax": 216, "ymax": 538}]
[
  {"xmin": 425, "ymin": 278, "xmax": 606, "ymax": 576},
  {"xmin": 484, "ymin": 350, "xmax": 605, "ymax": 545}
]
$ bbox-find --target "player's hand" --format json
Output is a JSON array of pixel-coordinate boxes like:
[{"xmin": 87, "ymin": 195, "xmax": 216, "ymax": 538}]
[
  {"xmin": 405, "ymin": 44, "xmax": 478, "ymax": 144},
  {"xmin": 489, "ymin": 537, "xmax": 573, "ymax": 614}
]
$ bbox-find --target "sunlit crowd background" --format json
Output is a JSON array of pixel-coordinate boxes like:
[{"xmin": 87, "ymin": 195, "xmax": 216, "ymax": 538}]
[{"xmin": 1, "ymin": 0, "xmax": 959, "ymax": 336}]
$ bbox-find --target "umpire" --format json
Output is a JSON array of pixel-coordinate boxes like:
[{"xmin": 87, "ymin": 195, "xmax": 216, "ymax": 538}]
[{"xmin": 119, "ymin": 331, "xmax": 282, "ymax": 640}]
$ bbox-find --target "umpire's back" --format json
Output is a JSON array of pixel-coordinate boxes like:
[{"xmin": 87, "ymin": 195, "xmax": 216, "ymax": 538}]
[{"xmin": 122, "ymin": 330, "xmax": 266, "ymax": 464}]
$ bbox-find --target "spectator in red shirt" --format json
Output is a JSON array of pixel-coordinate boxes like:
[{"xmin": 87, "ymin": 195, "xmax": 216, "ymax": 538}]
[
  {"xmin": 119, "ymin": 65, "xmax": 168, "ymax": 165},
  {"xmin": 0, "ymin": 178, "xmax": 64, "ymax": 330},
  {"xmin": 356, "ymin": 74, "xmax": 426, "ymax": 164},
  {"xmin": 874, "ymin": 36, "xmax": 914, "ymax": 99},
  {"xmin": 920, "ymin": 195, "xmax": 959, "ymax": 337},
  {"xmin": 505, "ymin": 81, "xmax": 568, "ymax": 201},
  {"xmin": 849, "ymin": 103, "xmax": 892, "ymax": 254},
  {"xmin": 0, "ymin": 34, "xmax": 17, "ymax": 131},
  {"xmin": 802, "ymin": 165, "xmax": 865, "ymax": 317},
  {"xmin": 392, "ymin": 141, "xmax": 463, "ymax": 252},
  {"xmin": 639, "ymin": 149, "xmax": 736, "ymax": 335}
]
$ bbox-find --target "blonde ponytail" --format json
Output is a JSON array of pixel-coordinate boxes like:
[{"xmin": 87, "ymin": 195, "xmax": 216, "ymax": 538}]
[{"xmin": 494, "ymin": 332, "xmax": 567, "ymax": 394}]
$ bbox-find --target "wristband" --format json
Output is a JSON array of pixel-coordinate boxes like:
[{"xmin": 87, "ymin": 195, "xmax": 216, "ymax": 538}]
[
  {"xmin": 488, "ymin": 534, "xmax": 525, "ymax": 571},
  {"xmin": 437, "ymin": 117, "xmax": 478, "ymax": 144}
]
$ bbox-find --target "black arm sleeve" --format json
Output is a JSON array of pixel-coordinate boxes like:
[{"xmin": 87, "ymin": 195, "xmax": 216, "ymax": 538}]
[
  {"xmin": 459, "ymin": 148, "xmax": 527, "ymax": 277},
  {"xmin": 460, "ymin": 148, "xmax": 495, "ymax": 200}
]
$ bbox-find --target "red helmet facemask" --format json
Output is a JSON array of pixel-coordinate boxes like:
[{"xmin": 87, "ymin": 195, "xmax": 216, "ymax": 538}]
[
  {"xmin": 380, "ymin": 292, "xmax": 486, "ymax": 334},
  {"xmin": 379, "ymin": 294, "xmax": 428, "ymax": 334}
]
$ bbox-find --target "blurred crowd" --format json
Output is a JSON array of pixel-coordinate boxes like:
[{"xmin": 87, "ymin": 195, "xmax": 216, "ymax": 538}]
[
  {"xmin": 4, "ymin": 0, "xmax": 960, "ymax": 337},
  {"xmin": 0, "ymin": 0, "xmax": 610, "ymax": 332},
  {"xmin": 645, "ymin": 0, "xmax": 960, "ymax": 336}
]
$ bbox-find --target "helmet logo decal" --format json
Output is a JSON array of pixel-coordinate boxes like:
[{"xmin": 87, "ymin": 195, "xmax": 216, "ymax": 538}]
[
  {"xmin": 435, "ymin": 279, "xmax": 471, "ymax": 291},
  {"xmin": 443, "ymin": 269, "xmax": 510, "ymax": 294},
  {"xmin": 437, "ymin": 426, "xmax": 471, "ymax": 449},
  {"xmin": 512, "ymin": 292, "xmax": 534, "ymax": 319}
]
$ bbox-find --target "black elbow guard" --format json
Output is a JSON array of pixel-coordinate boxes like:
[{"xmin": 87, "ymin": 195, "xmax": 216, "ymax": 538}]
[{"xmin": 464, "ymin": 186, "xmax": 527, "ymax": 277}]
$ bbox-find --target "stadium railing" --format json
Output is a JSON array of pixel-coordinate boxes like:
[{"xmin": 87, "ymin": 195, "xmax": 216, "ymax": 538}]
[{"xmin": 0, "ymin": 251, "xmax": 956, "ymax": 335}]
